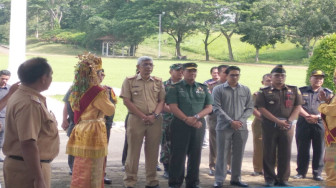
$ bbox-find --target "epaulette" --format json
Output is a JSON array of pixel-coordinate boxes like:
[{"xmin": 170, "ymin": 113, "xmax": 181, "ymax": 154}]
[
  {"xmin": 207, "ymin": 80, "xmax": 217, "ymax": 85},
  {"xmin": 324, "ymin": 88, "xmax": 333, "ymax": 94},
  {"xmin": 260, "ymin": 86, "xmax": 271, "ymax": 90},
  {"xmin": 152, "ymin": 76, "xmax": 162, "ymax": 81},
  {"xmin": 31, "ymin": 96, "xmax": 41, "ymax": 104},
  {"xmin": 127, "ymin": 75, "xmax": 137, "ymax": 80}
]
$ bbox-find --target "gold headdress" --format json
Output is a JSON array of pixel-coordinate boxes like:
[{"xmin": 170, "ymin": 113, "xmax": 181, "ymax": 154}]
[{"xmin": 69, "ymin": 52, "xmax": 102, "ymax": 111}]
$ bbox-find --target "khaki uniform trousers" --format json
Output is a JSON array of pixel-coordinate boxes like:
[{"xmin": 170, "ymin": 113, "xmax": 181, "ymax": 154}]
[
  {"xmin": 252, "ymin": 118, "xmax": 263, "ymax": 172},
  {"xmin": 123, "ymin": 114, "xmax": 162, "ymax": 187},
  {"xmin": 3, "ymin": 157, "xmax": 51, "ymax": 188},
  {"xmin": 325, "ymin": 143, "xmax": 336, "ymax": 186}
]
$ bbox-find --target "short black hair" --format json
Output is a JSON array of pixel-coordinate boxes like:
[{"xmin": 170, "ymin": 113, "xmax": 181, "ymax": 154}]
[
  {"xmin": 217, "ymin": 65, "xmax": 229, "ymax": 73},
  {"xmin": 225, "ymin": 66, "xmax": 240, "ymax": 74},
  {"xmin": 210, "ymin": 66, "xmax": 218, "ymax": 74},
  {"xmin": 0, "ymin": 70, "xmax": 11, "ymax": 77},
  {"xmin": 18, "ymin": 57, "xmax": 52, "ymax": 84},
  {"xmin": 262, "ymin": 73, "xmax": 271, "ymax": 80}
]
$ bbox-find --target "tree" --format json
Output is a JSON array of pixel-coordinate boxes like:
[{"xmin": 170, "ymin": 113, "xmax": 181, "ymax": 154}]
[
  {"xmin": 288, "ymin": 0, "xmax": 334, "ymax": 57},
  {"xmin": 111, "ymin": 1, "xmax": 158, "ymax": 56},
  {"xmin": 214, "ymin": 0, "xmax": 255, "ymax": 62},
  {"xmin": 306, "ymin": 34, "xmax": 336, "ymax": 91},
  {"xmin": 196, "ymin": 0, "xmax": 222, "ymax": 61},
  {"xmin": 160, "ymin": 0, "xmax": 201, "ymax": 57},
  {"xmin": 0, "ymin": 0, "xmax": 11, "ymax": 43},
  {"xmin": 238, "ymin": 0, "xmax": 286, "ymax": 62}
]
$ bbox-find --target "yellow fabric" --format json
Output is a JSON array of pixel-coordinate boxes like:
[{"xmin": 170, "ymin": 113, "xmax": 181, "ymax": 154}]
[
  {"xmin": 67, "ymin": 91, "xmax": 115, "ymax": 158},
  {"xmin": 325, "ymin": 144, "xmax": 336, "ymax": 186},
  {"xmin": 318, "ymin": 97, "xmax": 336, "ymax": 131}
]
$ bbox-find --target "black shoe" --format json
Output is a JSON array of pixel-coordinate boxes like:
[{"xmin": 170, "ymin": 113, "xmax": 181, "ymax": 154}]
[
  {"xmin": 230, "ymin": 181, "xmax": 248, "ymax": 187},
  {"xmin": 227, "ymin": 170, "xmax": 232, "ymax": 175},
  {"xmin": 162, "ymin": 171, "xmax": 169, "ymax": 179},
  {"xmin": 104, "ymin": 177, "xmax": 112, "ymax": 184},
  {"xmin": 292, "ymin": 174, "xmax": 305, "ymax": 179},
  {"xmin": 264, "ymin": 181, "xmax": 274, "ymax": 187},
  {"xmin": 313, "ymin": 175, "xmax": 324, "ymax": 181},
  {"xmin": 275, "ymin": 181, "xmax": 291, "ymax": 187},
  {"xmin": 209, "ymin": 169, "xmax": 215, "ymax": 176},
  {"xmin": 213, "ymin": 182, "xmax": 223, "ymax": 188},
  {"xmin": 146, "ymin": 185, "xmax": 160, "ymax": 188},
  {"xmin": 156, "ymin": 165, "xmax": 162, "ymax": 171}
]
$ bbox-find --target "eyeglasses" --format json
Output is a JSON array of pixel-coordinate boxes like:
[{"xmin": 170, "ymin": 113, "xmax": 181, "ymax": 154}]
[
  {"xmin": 141, "ymin": 63, "xmax": 154, "ymax": 67},
  {"xmin": 228, "ymin": 74, "xmax": 240, "ymax": 77}
]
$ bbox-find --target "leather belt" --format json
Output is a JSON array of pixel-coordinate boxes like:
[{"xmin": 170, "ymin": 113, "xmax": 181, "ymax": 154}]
[{"xmin": 9, "ymin": 155, "xmax": 52, "ymax": 163}]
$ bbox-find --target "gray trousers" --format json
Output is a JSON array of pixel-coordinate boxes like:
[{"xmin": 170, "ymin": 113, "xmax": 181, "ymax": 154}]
[{"xmin": 215, "ymin": 129, "xmax": 248, "ymax": 183}]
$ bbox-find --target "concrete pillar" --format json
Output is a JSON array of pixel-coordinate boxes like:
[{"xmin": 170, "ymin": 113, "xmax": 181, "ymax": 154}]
[{"xmin": 8, "ymin": 0, "xmax": 27, "ymax": 83}]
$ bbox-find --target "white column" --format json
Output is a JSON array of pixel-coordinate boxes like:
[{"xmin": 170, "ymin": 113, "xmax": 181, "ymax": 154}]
[{"xmin": 8, "ymin": 0, "xmax": 27, "ymax": 83}]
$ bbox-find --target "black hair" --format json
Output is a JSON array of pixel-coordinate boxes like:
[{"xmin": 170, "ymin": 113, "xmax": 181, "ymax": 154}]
[
  {"xmin": 217, "ymin": 65, "xmax": 229, "ymax": 73},
  {"xmin": 0, "ymin": 70, "xmax": 11, "ymax": 77},
  {"xmin": 225, "ymin": 66, "xmax": 240, "ymax": 74},
  {"xmin": 262, "ymin": 73, "xmax": 271, "ymax": 80},
  {"xmin": 18, "ymin": 57, "xmax": 52, "ymax": 84},
  {"xmin": 210, "ymin": 66, "xmax": 218, "ymax": 74}
]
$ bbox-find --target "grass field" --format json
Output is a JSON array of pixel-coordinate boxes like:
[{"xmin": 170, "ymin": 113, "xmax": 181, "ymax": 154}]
[
  {"xmin": 0, "ymin": 52, "xmax": 308, "ymax": 122},
  {"xmin": 0, "ymin": 33, "xmax": 312, "ymax": 121}
]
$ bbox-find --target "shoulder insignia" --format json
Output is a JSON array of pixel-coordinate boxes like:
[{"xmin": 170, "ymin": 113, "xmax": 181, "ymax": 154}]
[
  {"xmin": 260, "ymin": 86, "xmax": 271, "ymax": 90},
  {"xmin": 127, "ymin": 75, "xmax": 137, "ymax": 80},
  {"xmin": 153, "ymin": 76, "xmax": 162, "ymax": 82},
  {"xmin": 324, "ymin": 88, "xmax": 333, "ymax": 94},
  {"xmin": 31, "ymin": 96, "xmax": 41, "ymax": 104}
]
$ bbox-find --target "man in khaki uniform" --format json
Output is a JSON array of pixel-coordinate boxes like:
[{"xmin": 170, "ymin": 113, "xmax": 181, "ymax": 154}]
[
  {"xmin": 120, "ymin": 56, "xmax": 165, "ymax": 188},
  {"xmin": 251, "ymin": 74, "xmax": 271, "ymax": 176},
  {"xmin": 3, "ymin": 58, "xmax": 60, "ymax": 188}
]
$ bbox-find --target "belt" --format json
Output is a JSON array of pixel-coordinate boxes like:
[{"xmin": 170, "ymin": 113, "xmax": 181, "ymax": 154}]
[{"xmin": 9, "ymin": 155, "xmax": 52, "ymax": 163}]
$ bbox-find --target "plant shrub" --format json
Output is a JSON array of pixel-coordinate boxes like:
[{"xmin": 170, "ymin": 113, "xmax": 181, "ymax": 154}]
[{"xmin": 306, "ymin": 33, "xmax": 336, "ymax": 91}]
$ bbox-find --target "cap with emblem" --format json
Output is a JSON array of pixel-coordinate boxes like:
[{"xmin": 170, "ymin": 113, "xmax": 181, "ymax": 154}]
[
  {"xmin": 183, "ymin": 63, "xmax": 198, "ymax": 70},
  {"xmin": 170, "ymin": 63, "xmax": 182, "ymax": 70},
  {"xmin": 271, "ymin": 64, "xmax": 286, "ymax": 74},
  {"xmin": 310, "ymin": 70, "xmax": 325, "ymax": 77}
]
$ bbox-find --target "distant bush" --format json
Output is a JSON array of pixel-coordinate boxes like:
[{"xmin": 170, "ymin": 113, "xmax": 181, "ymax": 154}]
[
  {"xmin": 40, "ymin": 29, "xmax": 86, "ymax": 46},
  {"xmin": 306, "ymin": 33, "xmax": 336, "ymax": 91},
  {"xmin": 26, "ymin": 38, "xmax": 40, "ymax": 45}
]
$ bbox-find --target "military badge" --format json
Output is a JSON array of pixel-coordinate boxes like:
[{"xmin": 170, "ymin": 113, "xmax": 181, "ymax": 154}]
[{"xmin": 196, "ymin": 87, "xmax": 204, "ymax": 94}]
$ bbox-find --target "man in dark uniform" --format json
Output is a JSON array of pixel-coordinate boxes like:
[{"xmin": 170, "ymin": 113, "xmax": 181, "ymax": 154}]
[
  {"xmin": 160, "ymin": 63, "xmax": 183, "ymax": 179},
  {"xmin": 166, "ymin": 63, "xmax": 213, "ymax": 188},
  {"xmin": 255, "ymin": 65, "xmax": 303, "ymax": 187},
  {"xmin": 293, "ymin": 70, "xmax": 332, "ymax": 181}
]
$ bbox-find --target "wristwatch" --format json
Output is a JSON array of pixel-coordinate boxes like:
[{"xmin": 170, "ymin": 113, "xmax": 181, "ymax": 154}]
[
  {"xmin": 194, "ymin": 114, "xmax": 200, "ymax": 120},
  {"xmin": 154, "ymin": 113, "xmax": 160, "ymax": 119}
]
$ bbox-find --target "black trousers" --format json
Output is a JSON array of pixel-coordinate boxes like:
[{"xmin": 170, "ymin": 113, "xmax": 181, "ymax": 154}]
[
  {"xmin": 169, "ymin": 118, "xmax": 205, "ymax": 187},
  {"xmin": 295, "ymin": 117, "xmax": 325, "ymax": 176},
  {"xmin": 121, "ymin": 113, "xmax": 129, "ymax": 165}
]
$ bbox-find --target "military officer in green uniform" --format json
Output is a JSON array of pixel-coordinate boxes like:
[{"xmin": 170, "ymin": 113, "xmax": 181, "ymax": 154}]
[
  {"xmin": 166, "ymin": 63, "xmax": 213, "ymax": 188},
  {"xmin": 255, "ymin": 65, "xmax": 303, "ymax": 187},
  {"xmin": 160, "ymin": 63, "xmax": 183, "ymax": 179}
]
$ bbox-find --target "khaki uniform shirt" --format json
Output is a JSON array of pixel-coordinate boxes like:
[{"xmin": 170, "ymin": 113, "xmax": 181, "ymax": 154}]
[
  {"xmin": 3, "ymin": 85, "xmax": 60, "ymax": 160},
  {"xmin": 255, "ymin": 84, "xmax": 303, "ymax": 125},
  {"xmin": 120, "ymin": 74, "xmax": 165, "ymax": 114}
]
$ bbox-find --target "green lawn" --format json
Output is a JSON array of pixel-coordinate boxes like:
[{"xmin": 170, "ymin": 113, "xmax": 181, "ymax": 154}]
[{"xmin": 0, "ymin": 52, "xmax": 308, "ymax": 122}]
